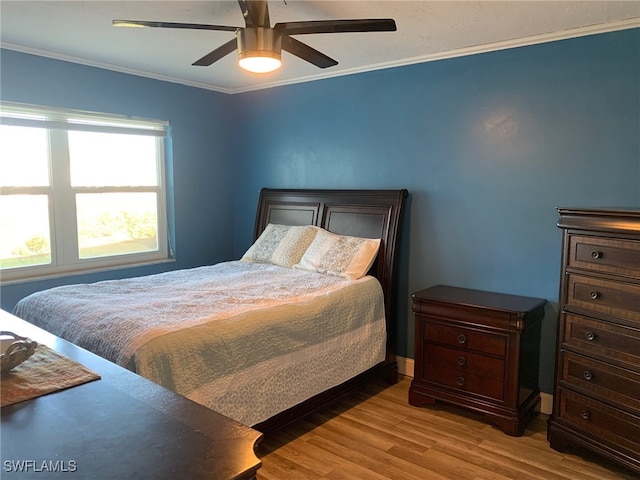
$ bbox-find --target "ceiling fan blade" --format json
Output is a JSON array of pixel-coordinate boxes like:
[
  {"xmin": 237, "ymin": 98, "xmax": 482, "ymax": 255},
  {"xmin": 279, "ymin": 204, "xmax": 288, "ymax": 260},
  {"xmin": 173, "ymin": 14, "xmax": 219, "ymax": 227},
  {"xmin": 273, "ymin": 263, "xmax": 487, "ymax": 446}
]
[
  {"xmin": 238, "ymin": 0, "xmax": 270, "ymax": 28},
  {"xmin": 275, "ymin": 19, "xmax": 396, "ymax": 35},
  {"xmin": 192, "ymin": 39, "xmax": 238, "ymax": 66},
  {"xmin": 237, "ymin": 1, "xmax": 249, "ymax": 23},
  {"xmin": 113, "ymin": 19, "xmax": 238, "ymax": 32},
  {"xmin": 282, "ymin": 36, "xmax": 338, "ymax": 69}
]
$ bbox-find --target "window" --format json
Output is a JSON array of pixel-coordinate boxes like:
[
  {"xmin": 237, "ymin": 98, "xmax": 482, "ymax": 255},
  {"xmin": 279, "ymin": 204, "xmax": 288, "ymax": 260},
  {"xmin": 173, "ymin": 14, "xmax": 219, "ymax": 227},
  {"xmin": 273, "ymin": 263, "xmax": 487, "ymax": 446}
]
[{"xmin": 0, "ymin": 102, "xmax": 170, "ymax": 282}]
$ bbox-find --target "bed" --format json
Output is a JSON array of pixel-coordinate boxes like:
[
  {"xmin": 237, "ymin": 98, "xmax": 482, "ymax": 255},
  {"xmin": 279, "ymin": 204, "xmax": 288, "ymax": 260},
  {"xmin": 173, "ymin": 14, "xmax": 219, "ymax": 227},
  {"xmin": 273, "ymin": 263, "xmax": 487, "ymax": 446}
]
[{"xmin": 13, "ymin": 188, "xmax": 408, "ymax": 433}]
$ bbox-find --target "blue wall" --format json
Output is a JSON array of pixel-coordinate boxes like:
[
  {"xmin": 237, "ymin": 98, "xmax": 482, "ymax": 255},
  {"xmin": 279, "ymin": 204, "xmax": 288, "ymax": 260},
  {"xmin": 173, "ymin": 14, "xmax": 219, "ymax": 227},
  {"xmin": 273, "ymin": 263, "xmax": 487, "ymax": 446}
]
[
  {"xmin": 0, "ymin": 49, "xmax": 237, "ymax": 309},
  {"xmin": 231, "ymin": 29, "xmax": 640, "ymax": 392},
  {"xmin": 2, "ymin": 28, "xmax": 639, "ymax": 394}
]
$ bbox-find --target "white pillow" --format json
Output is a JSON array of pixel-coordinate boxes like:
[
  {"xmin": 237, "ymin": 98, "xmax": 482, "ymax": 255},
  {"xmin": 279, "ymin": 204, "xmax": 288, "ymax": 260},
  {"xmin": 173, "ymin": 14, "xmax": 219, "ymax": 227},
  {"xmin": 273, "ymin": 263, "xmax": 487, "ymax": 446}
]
[
  {"xmin": 294, "ymin": 228, "xmax": 381, "ymax": 280},
  {"xmin": 241, "ymin": 224, "xmax": 319, "ymax": 268}
]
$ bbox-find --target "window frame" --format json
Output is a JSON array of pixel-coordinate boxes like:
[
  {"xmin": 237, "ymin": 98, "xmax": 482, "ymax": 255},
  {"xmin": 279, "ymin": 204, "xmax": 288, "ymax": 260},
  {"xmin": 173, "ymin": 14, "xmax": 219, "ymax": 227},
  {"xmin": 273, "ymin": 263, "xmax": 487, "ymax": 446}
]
[{"xmin": 0, "ymin": 102, "xmax": 171, "ymax": 283}]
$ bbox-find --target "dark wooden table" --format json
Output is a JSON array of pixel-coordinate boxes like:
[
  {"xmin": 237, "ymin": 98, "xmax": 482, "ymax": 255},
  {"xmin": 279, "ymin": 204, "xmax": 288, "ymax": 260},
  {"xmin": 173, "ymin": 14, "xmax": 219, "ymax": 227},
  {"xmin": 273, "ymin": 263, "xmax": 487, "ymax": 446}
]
[{"xmin": 0, "ymin": 310, "xmax": 262, "ymax": 479}]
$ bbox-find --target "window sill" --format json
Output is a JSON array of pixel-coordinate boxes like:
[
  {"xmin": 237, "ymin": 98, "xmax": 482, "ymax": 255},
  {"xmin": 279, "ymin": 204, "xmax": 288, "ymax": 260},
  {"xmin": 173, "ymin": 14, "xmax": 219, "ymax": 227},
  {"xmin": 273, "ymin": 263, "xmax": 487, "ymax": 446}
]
[{"xmin": 1, "ymin": 258, "xmax": 176, "ymax": 286}]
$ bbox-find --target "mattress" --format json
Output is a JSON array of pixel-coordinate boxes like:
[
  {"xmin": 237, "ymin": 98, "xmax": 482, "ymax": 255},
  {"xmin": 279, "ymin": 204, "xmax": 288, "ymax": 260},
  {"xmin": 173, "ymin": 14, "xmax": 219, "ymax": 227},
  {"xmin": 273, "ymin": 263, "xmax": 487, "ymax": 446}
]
[{"xmin": 13, "ymin": 261, "xmax": 386, "ymax": 425}]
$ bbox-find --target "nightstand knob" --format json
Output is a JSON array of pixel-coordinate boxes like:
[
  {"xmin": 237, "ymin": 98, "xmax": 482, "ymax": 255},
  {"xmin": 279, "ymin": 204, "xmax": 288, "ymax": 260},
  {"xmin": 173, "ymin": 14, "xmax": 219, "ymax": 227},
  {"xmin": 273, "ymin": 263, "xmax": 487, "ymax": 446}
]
[
  {"xmin": 457, "ymin": 356, "xmax": 466, "ymax": 366},
  {"xmin": 591, "ymin": 250, "xmax": 603, "ymax": 259},
  {"xmin": 580, "ymin": 410, "xmax": 590, "ymax": 420},
  {"xmin": 585, "ymin": 331, "xmax": 596, "ymax": 341},
  {"xmin": 457, "ymin": 334, "xmax": 467, "ymax": 345},
  {"xmin": 456, "ymin": 377, "xmax": 465, "ymax": 386},
  {"xmin": 583, "ymin": 371, "xmax": 593, "ymax": 381},
  {"xmin": 589, "ymin": 291, "xmax": 600, "ymax": 300}
]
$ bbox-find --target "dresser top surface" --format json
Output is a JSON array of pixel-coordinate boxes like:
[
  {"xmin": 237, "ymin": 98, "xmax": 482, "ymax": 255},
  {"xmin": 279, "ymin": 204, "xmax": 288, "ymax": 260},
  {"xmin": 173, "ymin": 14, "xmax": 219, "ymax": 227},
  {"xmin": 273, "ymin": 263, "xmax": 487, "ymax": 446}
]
[{"xmin": 557, "ymin": 207, "xmax": 640, "ymax": 234}]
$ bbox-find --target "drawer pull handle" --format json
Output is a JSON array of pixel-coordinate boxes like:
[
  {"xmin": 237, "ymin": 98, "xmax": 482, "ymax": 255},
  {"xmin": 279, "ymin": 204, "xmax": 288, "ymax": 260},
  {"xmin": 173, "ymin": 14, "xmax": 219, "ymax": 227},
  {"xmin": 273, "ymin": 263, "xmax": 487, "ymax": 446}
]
[
  {"xmin": 456, "ymin": 377, "xmax": 465, "ymax": 386},
  {"xmin": 591, "ymin": 250, "xmax": 603, "ymax": 259},
  {"xmin": 457, "ymin": 334, "xmax": 467, "ymax": 345},
  {"xmin": 580, "ymin": 410, "xmax": 590, "ymax": 420},
  {"xmin": 457, "ymin": 356, "xmax": 466, "ymax": 366},
  {"xmin": 585, "ymin": 331, "xmax": 596, "ymax": 341},
  {"xmin": 583, "ymin": 371, "xmax": 593, "ymax": 381},
  {"xmin": 589, "ymin": 291, "xmax": 600, "ymax": 300}
]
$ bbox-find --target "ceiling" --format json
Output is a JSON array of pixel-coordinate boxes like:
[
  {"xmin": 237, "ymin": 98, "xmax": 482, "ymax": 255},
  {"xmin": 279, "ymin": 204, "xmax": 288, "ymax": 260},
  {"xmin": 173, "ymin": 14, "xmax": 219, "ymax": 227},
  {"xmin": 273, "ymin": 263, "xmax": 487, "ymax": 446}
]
[{"xmin": 1, "ymin": 1, "xmax": 639, "ymax": 94}]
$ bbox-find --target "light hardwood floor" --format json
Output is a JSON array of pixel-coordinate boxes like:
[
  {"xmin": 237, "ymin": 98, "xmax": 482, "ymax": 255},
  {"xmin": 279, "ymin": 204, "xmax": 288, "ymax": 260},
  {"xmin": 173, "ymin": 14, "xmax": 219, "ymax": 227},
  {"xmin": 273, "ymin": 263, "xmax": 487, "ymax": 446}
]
[{"xmin": 257, "ymin": 376, "xmax": 638, "ymax": 480}]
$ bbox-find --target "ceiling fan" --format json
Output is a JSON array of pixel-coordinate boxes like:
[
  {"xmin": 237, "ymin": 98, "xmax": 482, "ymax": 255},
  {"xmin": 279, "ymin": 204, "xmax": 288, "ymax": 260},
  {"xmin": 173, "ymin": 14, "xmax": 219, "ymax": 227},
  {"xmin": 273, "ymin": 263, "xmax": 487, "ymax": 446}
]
[{"xmin": 113, "ymin": 0, "xmax": 397, "ymax": 73}]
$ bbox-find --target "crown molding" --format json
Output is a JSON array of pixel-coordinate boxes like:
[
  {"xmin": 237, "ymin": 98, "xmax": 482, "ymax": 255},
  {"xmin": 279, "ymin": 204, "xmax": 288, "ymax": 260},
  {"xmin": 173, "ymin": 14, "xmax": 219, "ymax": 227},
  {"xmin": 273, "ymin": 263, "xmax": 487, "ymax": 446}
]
[
  {"xmin": 230, "ymin": 18, "xmax": 640, "ymax": 93},
  {"xmin": 3, "ymin": 18, "xmax": 638, "ymax": 95},
  {"xmin": 0, "ymin": 43, "xmax": 235, "ymax": 95}
]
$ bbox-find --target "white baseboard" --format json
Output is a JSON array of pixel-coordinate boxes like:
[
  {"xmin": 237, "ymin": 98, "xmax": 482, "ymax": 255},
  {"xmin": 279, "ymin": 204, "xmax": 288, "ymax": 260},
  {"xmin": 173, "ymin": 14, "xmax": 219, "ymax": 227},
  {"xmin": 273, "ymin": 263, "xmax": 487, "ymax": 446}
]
[
  {"xmin": 539, "ymin": 392, "xmax": 553, "ymax": 416},
  {"xmin": 397, "ymin": 355, "xmax": 414, "ymax": 378},
  {"xmin": 396, "ymin": 355, "xmax": 553, "ymax": 415}
]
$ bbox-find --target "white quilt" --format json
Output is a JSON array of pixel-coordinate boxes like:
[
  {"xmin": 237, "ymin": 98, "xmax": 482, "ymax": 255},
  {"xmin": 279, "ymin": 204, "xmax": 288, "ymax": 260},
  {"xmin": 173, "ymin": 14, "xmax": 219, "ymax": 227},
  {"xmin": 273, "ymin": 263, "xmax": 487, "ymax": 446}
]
[{"xmin": 14, "ymin": 261, "xmax": 386, "ymax": 425}]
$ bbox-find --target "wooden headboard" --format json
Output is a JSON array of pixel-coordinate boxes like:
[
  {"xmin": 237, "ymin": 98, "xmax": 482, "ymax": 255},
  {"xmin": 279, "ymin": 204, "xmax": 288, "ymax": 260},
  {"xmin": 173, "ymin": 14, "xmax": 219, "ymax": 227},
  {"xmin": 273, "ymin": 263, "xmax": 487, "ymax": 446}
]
[{"xmin": 253, "ymin": 188, "xmax": 408, "ymax": 363}]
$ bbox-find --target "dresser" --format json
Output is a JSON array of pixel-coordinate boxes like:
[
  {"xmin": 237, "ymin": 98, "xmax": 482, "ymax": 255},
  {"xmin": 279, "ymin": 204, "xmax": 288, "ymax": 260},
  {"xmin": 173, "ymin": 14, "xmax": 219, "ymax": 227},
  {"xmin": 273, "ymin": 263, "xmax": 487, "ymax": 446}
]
[
  {"xmin": 1, "ymin": 310, "xmax": 262, "ymax": 480},
  {"xmin": 548, "ymin": 208, "xmax": 640, "ymax": 473},
  {"xmin": 409, "ymin": 285, "xmax": 546, "ymax": 436}
]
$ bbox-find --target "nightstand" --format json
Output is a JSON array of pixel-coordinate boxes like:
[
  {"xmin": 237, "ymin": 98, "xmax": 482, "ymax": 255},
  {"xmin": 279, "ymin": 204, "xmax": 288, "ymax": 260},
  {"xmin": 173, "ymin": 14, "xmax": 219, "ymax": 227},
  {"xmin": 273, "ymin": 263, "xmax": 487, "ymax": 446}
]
[{"xmin": 409, "ymin": 285, "xmax": 546, "ymax": 436}]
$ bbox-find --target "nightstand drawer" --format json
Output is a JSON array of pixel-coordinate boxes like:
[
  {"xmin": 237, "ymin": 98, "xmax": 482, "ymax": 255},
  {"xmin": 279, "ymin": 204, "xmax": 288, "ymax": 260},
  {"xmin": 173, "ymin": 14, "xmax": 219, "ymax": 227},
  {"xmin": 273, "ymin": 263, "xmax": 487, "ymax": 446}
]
[
  {"xmin": 569, "ymin": 235, "xmax": 640, "ymax": 278},
  {"xmin": 424, "ymin": 343, "xmax": 505, "ymax": 380},
  {"xmin": 560, "ymin": 351, "xmax": 640, "ymax": 412},
  {"xmin": 564, "ymin": 313, "xmax": 640, "ymax": 366},
  {"xmin": 557, "ymin": 389, "xmax": 640, "ymax": 456},
  {"xmin": 424, "ymin": 344, "xmax": 505, "ymax": 401},
  {"xmin": 566, "ymin": 274, "xmax": 640, "ymax": 323},
  {"xmin": 423, "ymin": 321, "xmax": 507, "ymax": 357}
]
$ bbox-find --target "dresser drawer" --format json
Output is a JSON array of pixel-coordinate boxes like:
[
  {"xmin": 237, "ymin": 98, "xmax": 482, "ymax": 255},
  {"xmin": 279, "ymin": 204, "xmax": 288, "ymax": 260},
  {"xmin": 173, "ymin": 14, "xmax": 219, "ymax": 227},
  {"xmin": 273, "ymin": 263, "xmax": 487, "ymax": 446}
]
[
  {"xmin": 424, "ymin": 344, "xmax": 505, "ymax": 401},
  {"xmin": 560, "ymin": 351, "xmax": 640, "ymax": 412},
  {"xmin": 566, "ymin": 274, "xmax": 640, "ymax": 322},
  {"xmin": 557, "ymin": 389, "xmax": 640, "ymax": 457},
  {"xmin": 423, "ymin": 321, "xmax": 507, "ymax": 357},
  {"xmin": 569, "ymin": 235, "xmax": 640, "ymax": 278},
  {"xmin": 563, "ymin": 314, "xmax": 640, "ymax": 367}
]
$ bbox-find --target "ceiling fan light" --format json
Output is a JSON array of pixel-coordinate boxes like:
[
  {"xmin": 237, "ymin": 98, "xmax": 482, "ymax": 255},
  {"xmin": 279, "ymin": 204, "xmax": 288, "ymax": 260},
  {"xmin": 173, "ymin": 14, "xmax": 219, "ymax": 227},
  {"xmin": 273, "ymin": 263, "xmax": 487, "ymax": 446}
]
[
  {"xmin": 238, "ymin": 53, "xmax": 282, "ymax": 73},
  {"xmin": 237, "ymin": 27, "xmax": 282, "ymax": 74}
]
